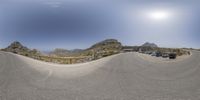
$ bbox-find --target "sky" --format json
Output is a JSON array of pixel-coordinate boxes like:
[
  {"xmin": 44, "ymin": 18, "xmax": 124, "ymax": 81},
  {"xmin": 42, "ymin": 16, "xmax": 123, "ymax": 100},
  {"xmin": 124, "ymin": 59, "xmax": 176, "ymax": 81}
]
[{"xmin": 0, "ymin": 0, "xmax": 199, "ymax": 51}]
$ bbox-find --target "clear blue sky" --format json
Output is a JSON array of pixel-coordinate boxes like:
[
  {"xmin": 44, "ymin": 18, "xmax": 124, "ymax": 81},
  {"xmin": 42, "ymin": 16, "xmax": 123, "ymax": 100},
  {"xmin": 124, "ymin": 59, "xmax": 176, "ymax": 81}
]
[{"xmin": 0, "ymin": 0, "xmax": 199, "ymax": 51}]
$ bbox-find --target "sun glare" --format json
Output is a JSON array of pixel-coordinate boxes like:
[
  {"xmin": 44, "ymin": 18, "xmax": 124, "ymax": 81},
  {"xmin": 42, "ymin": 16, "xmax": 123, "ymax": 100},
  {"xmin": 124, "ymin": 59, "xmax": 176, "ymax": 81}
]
[{"xmin": 148, "ymin": 10, "xmax": 170, "ymax": 21}]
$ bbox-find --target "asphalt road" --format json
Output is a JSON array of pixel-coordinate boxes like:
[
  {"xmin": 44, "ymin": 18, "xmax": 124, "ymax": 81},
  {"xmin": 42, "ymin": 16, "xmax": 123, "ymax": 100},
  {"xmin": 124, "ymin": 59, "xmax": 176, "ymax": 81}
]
[{"xmin": 0, "ymin": 51, "xmax": 200, "ymax": 100}]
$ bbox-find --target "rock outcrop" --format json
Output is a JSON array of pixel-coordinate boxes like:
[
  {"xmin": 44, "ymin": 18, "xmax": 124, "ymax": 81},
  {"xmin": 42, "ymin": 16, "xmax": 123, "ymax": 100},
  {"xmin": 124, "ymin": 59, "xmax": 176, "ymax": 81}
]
[{"xmin": 3, "ymin": 41, "xmax": 40, "ymax": 57}]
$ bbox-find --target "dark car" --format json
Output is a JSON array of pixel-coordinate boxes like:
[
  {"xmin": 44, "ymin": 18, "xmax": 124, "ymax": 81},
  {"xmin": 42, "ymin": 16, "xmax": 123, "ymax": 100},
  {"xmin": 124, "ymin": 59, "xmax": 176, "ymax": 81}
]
[
  {"xmin": 155, "ymin": 51, "xmax": 162, "ymax": 57},
  {"xmin": 169, "ymin": 53, "xmax": 177, "ymax": 59}
]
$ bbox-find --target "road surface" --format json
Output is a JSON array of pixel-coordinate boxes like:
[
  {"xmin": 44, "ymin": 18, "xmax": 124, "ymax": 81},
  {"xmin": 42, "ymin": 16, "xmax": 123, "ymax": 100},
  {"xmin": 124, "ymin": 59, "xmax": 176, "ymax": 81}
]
[{"xmin": 0, "ymin": 51, "xmax": 200, "ymax": 100}]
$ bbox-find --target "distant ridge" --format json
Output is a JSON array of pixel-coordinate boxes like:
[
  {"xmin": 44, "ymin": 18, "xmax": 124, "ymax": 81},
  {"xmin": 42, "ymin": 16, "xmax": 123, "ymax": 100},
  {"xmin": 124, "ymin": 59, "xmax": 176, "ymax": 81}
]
[{"xmin": 49, "ymin": 48, "xmax": 83, "ymax": 57}]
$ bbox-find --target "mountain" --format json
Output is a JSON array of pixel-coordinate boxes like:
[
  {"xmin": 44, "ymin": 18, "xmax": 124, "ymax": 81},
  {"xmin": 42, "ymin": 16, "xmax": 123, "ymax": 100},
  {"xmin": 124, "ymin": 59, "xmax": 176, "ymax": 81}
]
[
  {"xmin": 82, "ymin": 39, "xmax": 122, "ymax": 59},
  {"xmin": 2, "ymin": 41, "xmax": 40, "ymax": 57},
  {"xmin": 3, "ymin": 41, "xmax": 29, "ymax": 53},
  {"xmin": 142, "ymin": 42, "xmax": 158, "ymax": 47},
  {"xmin": 88, "ymin": 39, "xmax": 122, "ymax": 53}
]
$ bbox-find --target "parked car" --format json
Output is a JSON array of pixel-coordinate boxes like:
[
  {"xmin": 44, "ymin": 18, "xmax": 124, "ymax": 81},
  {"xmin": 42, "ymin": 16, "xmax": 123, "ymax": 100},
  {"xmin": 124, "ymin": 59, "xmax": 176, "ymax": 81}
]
[
  {"xmin": 151, "ymin": 52, "xmax": 157, "ymax": 56},
  {"xmin": 169, "ymin": 53, "xmax": 177, "ymax": 59},
  {"xmin": 155, "ymin": 51, "xmax": 162, "ymax": 57},
  {"xmin": 151, "ymin": 51, "xmax": 161, "ymax": 57},
  {"xmin": 162, "ymin": 53, "xmax": 169, "ymax": 58},
  {"xmin": 145, "ymin": 51, "xmax": 153, "ymax": 55}
]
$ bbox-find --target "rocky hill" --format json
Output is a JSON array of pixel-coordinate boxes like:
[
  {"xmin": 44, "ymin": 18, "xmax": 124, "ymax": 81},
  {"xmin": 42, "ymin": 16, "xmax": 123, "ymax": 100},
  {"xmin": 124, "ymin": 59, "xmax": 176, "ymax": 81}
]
[
  {"xmin": 89, "ymin": 39, "xmax": 121, "ymax": 49},
  {"xmin": 142, "ymin": 42, "xmax": 158, "ymax": 47},
  {"xmin": 2, "ymin": 41, "xmax": 40, "ymax": 57},
  {"xmin": 81, "ymin": 39, "xmax": 122, "ymax": 59},
  {"xmin": 4, "ymin": 41, "xmax": 29, "ymax": 53}
]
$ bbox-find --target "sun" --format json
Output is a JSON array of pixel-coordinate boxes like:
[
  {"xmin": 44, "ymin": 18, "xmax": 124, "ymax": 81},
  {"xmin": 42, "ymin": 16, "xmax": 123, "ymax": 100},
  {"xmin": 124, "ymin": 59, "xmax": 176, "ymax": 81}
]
[{"xmin": 148, "ymin": 10, "xmax": 171, "ymax": 21}]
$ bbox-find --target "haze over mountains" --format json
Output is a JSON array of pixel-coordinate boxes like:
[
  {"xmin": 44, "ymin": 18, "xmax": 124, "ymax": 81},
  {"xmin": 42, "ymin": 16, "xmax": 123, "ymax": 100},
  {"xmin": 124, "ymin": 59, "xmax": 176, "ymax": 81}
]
[{"xmin": 49, "ymin": 48, "xmax": 83, "ymax": 57}]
